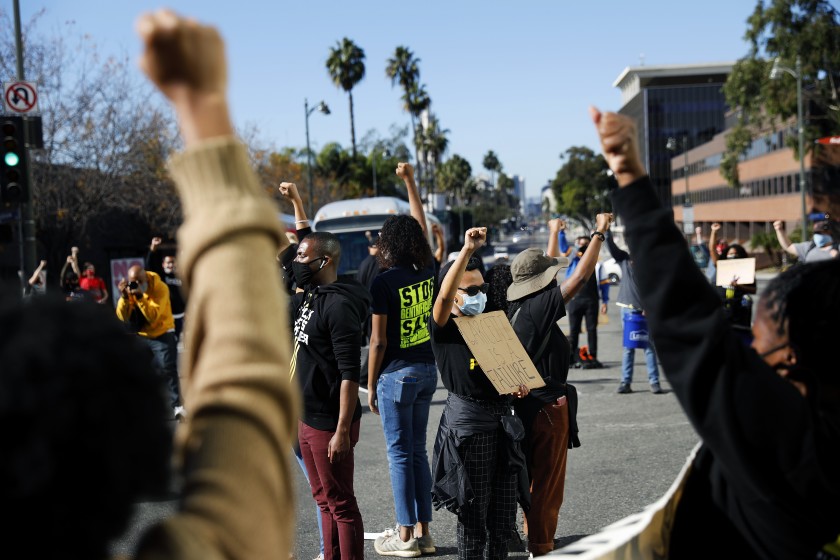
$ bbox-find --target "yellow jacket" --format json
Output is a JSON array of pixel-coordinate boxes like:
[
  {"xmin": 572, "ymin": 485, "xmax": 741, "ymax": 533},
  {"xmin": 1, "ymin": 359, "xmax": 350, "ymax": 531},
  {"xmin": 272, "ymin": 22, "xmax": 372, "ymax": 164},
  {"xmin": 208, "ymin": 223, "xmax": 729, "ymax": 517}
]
[{"xmin": 115, "ymin": 270, "xmax": 175, "ymax": 339}]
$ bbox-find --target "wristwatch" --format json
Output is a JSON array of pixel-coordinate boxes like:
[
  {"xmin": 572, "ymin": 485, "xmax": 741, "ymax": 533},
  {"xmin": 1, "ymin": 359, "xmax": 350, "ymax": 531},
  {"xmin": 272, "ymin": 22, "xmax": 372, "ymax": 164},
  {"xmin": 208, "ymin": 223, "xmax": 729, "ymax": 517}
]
[{"xmin": 590, "ymin": 231, "xmax": 605, "ymax": 242}]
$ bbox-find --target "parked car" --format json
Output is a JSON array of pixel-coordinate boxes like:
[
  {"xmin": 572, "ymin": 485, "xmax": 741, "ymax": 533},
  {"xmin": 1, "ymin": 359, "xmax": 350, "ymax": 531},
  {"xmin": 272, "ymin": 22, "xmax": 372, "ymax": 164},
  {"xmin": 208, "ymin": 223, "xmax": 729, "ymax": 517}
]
[{"xmin": 601, "ymin": 258, "xmax": 622, "ymax": 285}]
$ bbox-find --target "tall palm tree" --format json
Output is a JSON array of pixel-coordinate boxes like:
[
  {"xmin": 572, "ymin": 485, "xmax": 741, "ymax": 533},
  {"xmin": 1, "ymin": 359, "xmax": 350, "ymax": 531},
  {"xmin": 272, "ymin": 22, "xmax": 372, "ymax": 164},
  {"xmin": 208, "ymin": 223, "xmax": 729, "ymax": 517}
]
[
  {"xmin": 326, "ymin": 38, "xmax": 366, "ymax": 158},
  {"xmin": 386, "ymin": 47, "xmax": 428, "ymax": 192},
  {"xmin": 483, "ymin": 150, "xmax": 501, "ymax": 189},
  {"xmin": 417, "ymin": 114, "xmax": 449, "ymax": 196}
]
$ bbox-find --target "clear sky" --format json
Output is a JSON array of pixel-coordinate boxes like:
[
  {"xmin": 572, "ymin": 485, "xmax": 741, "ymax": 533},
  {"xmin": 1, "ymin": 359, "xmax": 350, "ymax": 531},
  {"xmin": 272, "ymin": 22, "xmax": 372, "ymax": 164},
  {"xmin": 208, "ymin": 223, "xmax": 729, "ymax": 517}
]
[{"xmin": 18, "ymin": 1, "xmax": 762, "ymax": 199}]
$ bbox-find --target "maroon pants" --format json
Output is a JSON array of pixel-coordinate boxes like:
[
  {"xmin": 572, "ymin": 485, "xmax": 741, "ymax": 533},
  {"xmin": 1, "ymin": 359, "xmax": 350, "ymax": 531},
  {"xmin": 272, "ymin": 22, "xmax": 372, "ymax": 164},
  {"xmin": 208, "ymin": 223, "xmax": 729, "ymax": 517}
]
[
  {"xmin": 299, "ymin": 420, "xmax": 364, "ymax": 560},
  {"xmin": 524, "ymin": 398, "xmax": 570, "ymax": 557}
]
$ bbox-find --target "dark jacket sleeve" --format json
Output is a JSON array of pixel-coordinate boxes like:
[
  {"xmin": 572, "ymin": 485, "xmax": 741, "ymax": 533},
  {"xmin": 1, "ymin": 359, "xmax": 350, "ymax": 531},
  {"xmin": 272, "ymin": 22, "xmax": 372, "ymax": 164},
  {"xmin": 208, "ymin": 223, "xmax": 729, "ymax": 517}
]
[
  {"xmin": 146, "ymin": 249, "xmax": 164, "ymax": 276},
  {"xmin": 325, "ymin": 298, "xmax": 364, "ymax": 383},
  {"xmin": 606, "ymin": 231, "xmax": 629, "ymax": 262},
  {"xmin": 611, "ymin": 178, "xmax": 812, "ymax": 484}
]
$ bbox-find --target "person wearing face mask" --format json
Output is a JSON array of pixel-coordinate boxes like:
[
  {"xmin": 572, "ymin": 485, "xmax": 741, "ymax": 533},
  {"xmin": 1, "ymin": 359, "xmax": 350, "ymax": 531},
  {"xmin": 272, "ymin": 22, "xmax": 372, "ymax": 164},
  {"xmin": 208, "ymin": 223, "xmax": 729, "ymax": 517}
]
[
  {"xmin": 116, "ymin": 263, "xmax": 184, "ymax": 420},
  {"xmin": 589, "ymin": 107, "xmax": 840, "ymax": 559},
  {"xmin": 147, "ymin": 237, "xmax": 187, "ymax": 341},
  {"xmin": 429, "ymin": 226, "xmax": 531, "ymax": 560},
  {"xmin": 78, "ymin": 262, "xmax": 109, "ymax": 304},
  {"xmin": 774, "ymin": 217, "xmax": 839, "ymax": 264},
  {"xmin": 290, "ymin": 231, "xmax": 371, "ymax": 560}
]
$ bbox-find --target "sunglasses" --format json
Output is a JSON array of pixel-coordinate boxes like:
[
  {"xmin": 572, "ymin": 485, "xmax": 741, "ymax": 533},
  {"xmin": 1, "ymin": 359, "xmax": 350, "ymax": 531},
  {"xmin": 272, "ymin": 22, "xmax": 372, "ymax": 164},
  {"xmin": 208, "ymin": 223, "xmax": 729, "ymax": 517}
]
[{"xmin": 458, "ymin": 283, "xmax": 489, "ymax": 297}]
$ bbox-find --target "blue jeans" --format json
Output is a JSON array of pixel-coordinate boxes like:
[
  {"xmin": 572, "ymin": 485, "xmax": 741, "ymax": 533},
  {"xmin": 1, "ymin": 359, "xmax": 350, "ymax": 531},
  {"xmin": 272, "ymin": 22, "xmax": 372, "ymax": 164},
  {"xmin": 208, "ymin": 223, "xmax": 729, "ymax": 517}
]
[
  {"xmin": 621, "ymin": 308, "xmax": 659, "ymax": 385},
  {"xmin": 376, "ymin": 362, "xmax": 438, "ymax": 527},
  {"xmin": 143, "ymin": 331, "xmax": 182, "ymax": 407},
  {"xmin": 294, "ymin": 446, "xmax": 325, "ymax": 557}
]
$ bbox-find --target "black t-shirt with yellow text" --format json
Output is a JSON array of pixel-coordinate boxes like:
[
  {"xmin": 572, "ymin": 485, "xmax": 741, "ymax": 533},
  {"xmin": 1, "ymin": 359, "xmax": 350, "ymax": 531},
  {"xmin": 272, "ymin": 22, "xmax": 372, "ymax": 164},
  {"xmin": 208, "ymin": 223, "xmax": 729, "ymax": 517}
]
[{"xmin": 370, "ymin": 266, "xmax": 436, "ymax": 373}]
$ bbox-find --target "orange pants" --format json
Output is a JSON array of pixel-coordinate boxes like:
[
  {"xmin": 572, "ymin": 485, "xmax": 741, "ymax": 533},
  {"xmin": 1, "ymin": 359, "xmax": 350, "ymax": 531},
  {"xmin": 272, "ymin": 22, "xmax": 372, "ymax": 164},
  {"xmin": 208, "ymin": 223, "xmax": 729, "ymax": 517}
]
[{"xmin": 523, "ymin": 398, "xmax": 570, "ymax": 557}]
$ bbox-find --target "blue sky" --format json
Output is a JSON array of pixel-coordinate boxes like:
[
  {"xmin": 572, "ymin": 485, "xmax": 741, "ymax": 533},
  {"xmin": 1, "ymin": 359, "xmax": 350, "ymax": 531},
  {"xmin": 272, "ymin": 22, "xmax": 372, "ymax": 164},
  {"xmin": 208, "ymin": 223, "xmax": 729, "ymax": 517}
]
[{"xmin": 20, "ymin": 1, "xmax": 762, "ymax": 199}]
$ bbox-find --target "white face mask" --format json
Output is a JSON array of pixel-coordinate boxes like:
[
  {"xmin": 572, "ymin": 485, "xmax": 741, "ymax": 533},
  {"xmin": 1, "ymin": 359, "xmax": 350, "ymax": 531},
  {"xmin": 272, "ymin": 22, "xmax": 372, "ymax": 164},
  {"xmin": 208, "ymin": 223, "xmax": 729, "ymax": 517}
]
[{"xmin": 457, "ymin": 292, "xmax": 487, "ymax": 316}]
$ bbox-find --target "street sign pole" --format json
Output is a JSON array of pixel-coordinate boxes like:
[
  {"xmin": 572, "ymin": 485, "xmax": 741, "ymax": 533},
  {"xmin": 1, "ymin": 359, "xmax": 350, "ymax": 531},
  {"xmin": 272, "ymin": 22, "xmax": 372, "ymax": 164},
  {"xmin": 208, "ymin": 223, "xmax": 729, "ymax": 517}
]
[{"xmin": 12, "ymin": 0, "xmax": 36, "ymax": 287}]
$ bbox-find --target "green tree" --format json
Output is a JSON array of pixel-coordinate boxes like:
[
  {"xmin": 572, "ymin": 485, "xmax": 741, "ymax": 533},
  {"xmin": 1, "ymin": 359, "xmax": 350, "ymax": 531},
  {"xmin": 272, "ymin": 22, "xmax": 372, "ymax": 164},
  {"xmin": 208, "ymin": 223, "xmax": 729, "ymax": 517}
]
[
  {"xmin": 326, "ymin": 37, "xmax": 366, "ymax": 158},
  {"xmin": 417, "ymin": 114, "xmax": 449, "ymax": 195},
  {"xmin": 482, "ymin": 150, "xmax": 501, "ymax": 188},
  {"xmin": 437, "ymin": 154, "xmax": 472, "ymax": 203},
  {"xmin": 550, "ymin": 146, "xmax": 612, "ymax": 231},
  {"xmin": 722, "ymin": 0, "xmax": 840, "ymax": 187},
  {"xmin": 386, "ymin": 47, "xmax": 427, "ymax": 186},
  {"xmin": 0, "ymin": 11, "xmax": 182, "ymax": 276}
]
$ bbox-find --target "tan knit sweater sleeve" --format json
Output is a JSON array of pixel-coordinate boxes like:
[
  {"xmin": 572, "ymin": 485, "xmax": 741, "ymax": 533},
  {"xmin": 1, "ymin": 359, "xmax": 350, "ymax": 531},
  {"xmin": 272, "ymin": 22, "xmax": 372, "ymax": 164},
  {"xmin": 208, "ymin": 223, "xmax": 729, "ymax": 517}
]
[{"xmin": 136, "ymin": 137, "xmax": 298, "ymax": 559}]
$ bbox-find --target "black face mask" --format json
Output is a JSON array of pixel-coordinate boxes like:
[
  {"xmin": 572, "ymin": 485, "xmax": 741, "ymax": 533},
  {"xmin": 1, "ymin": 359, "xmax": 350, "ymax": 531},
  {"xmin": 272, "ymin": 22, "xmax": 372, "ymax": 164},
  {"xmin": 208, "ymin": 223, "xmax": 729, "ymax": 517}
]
[
  {"xmin": 291, "ymin": 257, "xmax": 325, "ymax": 287},
  {"xmin": 577, "ymin": 243, "xmax": 588, "ymax": 256}
]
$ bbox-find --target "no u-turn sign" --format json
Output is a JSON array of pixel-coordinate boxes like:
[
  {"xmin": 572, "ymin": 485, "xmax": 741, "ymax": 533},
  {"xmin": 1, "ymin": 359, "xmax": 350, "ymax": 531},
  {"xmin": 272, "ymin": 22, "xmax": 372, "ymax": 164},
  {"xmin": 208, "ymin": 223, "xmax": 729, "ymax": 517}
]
[{"xmin": 3, "ymin": 81, "xmax": 38, "ymax": 114}]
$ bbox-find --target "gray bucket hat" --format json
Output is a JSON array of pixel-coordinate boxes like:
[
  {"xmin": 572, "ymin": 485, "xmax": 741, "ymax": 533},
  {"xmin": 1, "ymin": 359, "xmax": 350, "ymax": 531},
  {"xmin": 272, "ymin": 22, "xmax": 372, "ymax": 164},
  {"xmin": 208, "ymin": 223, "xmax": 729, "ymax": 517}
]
[{"xmin": 507, "ymin": 248, "xmax": 568, "ymax": 301}]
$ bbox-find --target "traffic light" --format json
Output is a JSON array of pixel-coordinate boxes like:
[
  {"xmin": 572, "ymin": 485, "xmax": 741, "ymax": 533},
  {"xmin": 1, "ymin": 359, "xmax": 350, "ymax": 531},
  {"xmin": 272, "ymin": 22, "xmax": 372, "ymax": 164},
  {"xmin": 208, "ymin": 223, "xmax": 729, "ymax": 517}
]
[{"xmin": 1, "ymin": 116, "xmax": 27, "ymax": 207}]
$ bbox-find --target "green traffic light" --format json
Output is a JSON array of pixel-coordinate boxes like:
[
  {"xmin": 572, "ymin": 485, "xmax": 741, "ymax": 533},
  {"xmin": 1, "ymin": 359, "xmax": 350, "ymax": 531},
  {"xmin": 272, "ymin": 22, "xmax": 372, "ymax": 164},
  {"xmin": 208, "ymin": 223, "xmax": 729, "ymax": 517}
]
[{"xmin": 4, "ymin": 152, "xmax": 19, "ymax": 166}]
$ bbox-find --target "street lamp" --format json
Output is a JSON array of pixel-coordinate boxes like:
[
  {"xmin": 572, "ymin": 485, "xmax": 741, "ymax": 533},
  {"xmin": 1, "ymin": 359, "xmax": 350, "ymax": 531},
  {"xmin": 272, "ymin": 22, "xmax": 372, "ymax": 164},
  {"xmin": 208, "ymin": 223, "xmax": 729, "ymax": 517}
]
[
  {"xmin": 305, "ymin": 98, "xmax": 330, "ymax": 216},
  {"xmin": 770, "ymin": 56, "xmax": 808, "ymax": 243},
  {"xmin": 372, "ymin": 148, "xmax": 390, "ymax": 198},
  {"xmin": 666, "ymin": 135, "xmax": 693, "ymax": 234}
]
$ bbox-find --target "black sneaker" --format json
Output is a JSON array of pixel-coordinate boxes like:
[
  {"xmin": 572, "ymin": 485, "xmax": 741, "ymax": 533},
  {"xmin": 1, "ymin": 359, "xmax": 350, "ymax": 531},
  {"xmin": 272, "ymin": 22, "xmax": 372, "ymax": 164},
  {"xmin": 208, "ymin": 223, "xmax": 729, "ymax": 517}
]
[
  {"xmin": 617, "ymin": 383, "xmax": 632, "ymax": 394},
  {"xmin": 650, "ymin": 382, "xmax": 663, "ymax": 394}
]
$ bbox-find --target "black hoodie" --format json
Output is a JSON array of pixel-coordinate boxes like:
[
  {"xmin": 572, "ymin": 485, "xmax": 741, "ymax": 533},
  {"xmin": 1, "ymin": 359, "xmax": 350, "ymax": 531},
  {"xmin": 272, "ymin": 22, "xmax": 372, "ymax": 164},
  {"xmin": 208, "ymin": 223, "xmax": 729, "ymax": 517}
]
[{"xmin": 291, "ymin": 279, "xmax": 372, "ymax": 431}]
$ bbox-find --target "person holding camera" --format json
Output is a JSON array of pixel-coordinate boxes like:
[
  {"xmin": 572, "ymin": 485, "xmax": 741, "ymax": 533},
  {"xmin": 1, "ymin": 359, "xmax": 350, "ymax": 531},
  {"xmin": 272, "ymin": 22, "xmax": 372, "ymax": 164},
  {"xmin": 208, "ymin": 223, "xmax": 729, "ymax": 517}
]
[{"xmin": 117, "ymin": 263, "xmax": 185, "ymax": 420}]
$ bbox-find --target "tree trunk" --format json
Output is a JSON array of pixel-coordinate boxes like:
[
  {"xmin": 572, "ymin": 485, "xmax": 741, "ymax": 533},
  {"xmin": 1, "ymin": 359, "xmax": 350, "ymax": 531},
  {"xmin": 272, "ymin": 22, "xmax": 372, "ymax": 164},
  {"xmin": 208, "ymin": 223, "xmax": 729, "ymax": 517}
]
[
  {"xmin": 349, "ymin": 91, "xmax": 357, "ymax": 158},
  {"xmin": 410, "ymin": 113, "xmax": 423, "ymax": 200}
]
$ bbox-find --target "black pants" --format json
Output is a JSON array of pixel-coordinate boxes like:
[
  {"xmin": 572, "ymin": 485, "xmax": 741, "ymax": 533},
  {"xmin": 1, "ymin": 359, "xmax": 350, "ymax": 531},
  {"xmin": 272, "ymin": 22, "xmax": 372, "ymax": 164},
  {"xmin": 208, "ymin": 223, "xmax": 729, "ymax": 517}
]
[{"xmin": 567, "ymin": 297, "xmax": 599, "ymax": 361}]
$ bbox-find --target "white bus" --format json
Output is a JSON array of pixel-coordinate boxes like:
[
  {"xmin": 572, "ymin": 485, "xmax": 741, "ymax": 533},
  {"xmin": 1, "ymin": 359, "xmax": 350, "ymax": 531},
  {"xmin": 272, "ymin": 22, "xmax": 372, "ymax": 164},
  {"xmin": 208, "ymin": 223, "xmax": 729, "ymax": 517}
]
[{"xmin": 312, "ymin": 196, "xmax": 442, "ymax": 277}]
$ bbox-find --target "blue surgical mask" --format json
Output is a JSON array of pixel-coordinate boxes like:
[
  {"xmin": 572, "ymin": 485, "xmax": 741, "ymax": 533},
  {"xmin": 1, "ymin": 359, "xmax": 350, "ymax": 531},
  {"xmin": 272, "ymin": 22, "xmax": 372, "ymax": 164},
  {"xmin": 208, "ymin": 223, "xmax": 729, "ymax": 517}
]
[
  {"xmin": 813, "ymin": 233, "xmax": 832, "ymax": 248},
  {"xmin": 457, "ymin": 292, "xmax": 487, "ymax": 316}
]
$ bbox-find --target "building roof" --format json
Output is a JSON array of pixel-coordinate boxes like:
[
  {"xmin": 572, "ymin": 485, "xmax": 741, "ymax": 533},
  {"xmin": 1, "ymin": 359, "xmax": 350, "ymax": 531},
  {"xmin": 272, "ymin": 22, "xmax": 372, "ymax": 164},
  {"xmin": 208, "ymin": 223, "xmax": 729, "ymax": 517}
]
[{"xmin": 613, "ymin": 62, "xmax": 735, "ymax": 107}]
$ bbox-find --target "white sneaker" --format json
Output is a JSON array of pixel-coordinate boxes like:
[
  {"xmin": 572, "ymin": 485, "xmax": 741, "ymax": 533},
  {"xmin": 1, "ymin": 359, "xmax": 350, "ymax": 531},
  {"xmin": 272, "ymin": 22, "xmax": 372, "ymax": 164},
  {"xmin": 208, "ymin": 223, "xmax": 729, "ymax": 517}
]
[
  {"xmin": 374, "ymin": 527, "xmax": 421, "ymax": 557},
  {"xmin": 174, "ymin": 405, "xmax": 187, "ymax": 422}
]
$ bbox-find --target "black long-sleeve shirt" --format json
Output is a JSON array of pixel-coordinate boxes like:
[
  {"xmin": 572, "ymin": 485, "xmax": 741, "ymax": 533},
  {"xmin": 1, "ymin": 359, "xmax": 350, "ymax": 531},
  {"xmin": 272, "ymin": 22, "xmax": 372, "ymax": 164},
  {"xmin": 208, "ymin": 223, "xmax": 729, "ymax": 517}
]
[{"xmin": 612, "ymin": 176, "xmax": 840, "ymax": 560}]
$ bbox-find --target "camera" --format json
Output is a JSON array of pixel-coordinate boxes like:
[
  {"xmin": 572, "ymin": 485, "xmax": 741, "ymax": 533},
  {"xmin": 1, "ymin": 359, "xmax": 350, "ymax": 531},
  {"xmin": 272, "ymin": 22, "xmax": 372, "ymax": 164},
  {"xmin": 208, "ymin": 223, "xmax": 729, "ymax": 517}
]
[{"xmin": 128, "ymin": 280, "xmax": 139, "ymax": 290}]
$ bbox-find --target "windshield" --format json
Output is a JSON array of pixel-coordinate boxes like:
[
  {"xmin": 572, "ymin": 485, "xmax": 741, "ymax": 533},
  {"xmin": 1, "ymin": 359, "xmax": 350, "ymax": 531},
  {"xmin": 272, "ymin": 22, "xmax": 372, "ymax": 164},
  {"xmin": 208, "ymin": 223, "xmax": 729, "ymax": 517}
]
[{"xmin": 330, "ymin": 230, "xmax": 372, "ymax": 277}]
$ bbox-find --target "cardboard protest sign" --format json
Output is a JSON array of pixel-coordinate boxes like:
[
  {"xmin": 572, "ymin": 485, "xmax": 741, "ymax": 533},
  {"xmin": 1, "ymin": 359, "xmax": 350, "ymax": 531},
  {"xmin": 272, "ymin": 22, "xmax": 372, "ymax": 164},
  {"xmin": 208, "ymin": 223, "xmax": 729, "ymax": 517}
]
[
  {"xmin": 453, "ymin": 310, "xmax": 545, "ymax": 394},
  {"xmin": 715, "ymin": 257, "xmax": 756, "ymax": 287}
]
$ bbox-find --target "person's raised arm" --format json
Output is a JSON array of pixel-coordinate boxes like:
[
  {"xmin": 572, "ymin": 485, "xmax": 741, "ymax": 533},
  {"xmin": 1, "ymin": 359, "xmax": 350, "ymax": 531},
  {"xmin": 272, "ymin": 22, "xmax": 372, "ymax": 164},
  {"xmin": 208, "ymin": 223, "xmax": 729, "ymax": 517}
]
[
  {"xmin": 432, "ymin": 227, "xmax": 486, "ymax": 326},
  {"xmin": 605, "ymin": 230, "xmax": 628, "ymax": 262},
  {"xmin": 709, "ymin": 223, "xmax": 722, "ymax": 264},
  {"xmin": 136, "ymin": 10, "xmax": 234, "ymax": 147},
  {"xmin": 28, "ymin": 260, "xmax": 46, "ymax": 287},
  {"xmin": 146, "ymin": 237, "xmax": 164, "ymax": 274},
  {"xmin": 773, "ymin": 220, "xmax": 798, "ymax": 256},
  {"xmin": 278, "ymin": 182, "xmax": 311, "ymax": 234},
  {"xmin": 397, "ymin": 162, "xmax": 427, "ymax": 236},
  {"xmin": 432, "ymin": 223, "xmax": 445, "ymax": 264},
  {"xmin": 559, "ymin": 213, "xmax": 612, "ymax": 303},
  {"xmin": 69, "ymin": 247, "xmax": 81, "ymax": 277},
  {"xmin": 136, "ymin": 9, "xmax": 296, "ymax": 558},
  {"xmin": 546, "ymin": 219, "xmax": 565, "ymax": 257}
]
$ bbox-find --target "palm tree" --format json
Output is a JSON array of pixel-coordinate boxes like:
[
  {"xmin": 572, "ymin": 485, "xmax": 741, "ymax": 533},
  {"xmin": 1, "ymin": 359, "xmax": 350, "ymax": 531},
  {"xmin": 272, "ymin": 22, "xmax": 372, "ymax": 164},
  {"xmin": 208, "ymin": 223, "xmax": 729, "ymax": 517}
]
[
  {"xmin": 483, "ymin": 150, "xmax": 501, "ymax": 189},
  {"xmin": 417, "ymin": 114, "xmax": 449, "ymax": 196},
  {"xmin": 386, "ymin": 47, "xmax": 429, "ymax": 192},
  {"xmin": 326, "ymin": 38, "xmax": 366, "ymax": 158}
]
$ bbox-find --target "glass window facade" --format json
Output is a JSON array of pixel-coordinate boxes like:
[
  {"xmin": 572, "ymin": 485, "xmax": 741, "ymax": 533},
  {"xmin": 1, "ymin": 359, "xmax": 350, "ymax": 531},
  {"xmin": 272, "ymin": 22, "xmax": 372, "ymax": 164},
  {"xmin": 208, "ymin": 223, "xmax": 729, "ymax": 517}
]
[{"xmin": 621, "ymin": 80, "xmax": 729, "ymax": 208}]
